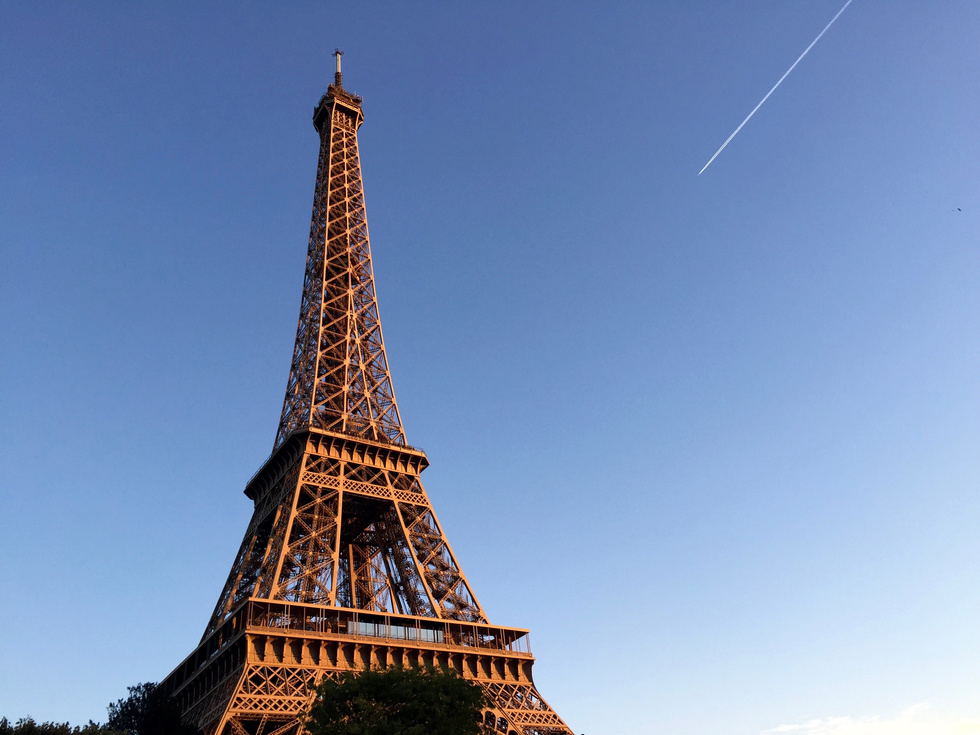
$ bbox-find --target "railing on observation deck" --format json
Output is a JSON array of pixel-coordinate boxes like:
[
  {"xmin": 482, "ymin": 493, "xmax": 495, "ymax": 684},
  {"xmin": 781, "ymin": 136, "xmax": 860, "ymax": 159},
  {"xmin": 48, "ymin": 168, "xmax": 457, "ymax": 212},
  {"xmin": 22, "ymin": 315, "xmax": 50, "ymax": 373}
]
[
  {"xmin": 245, "ymin": 599, "xmax": 532, "ymax": 656},
  {"xmin": 161, "ymin": 597, "xmax": 532, "ymax": 703}
]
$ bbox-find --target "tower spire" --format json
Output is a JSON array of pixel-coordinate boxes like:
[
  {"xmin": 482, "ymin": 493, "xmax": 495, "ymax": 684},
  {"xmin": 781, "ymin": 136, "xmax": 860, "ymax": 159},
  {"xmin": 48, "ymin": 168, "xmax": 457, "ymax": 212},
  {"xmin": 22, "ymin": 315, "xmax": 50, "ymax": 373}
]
[{"xmin": 333, "ymin": 48, "xmax": 343, "ymax": 88}]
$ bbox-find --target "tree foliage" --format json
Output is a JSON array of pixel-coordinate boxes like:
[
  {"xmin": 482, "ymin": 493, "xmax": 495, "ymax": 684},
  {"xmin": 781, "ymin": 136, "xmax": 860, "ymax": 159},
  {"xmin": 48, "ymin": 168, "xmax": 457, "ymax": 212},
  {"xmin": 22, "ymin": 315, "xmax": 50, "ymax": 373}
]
[
  {"xmin": 105, "ymin": 682, "xmax": 200, "ymax": 735},
  {"xmin": 1, "ymin": 680, "xmax": 199, "ymax": 735},
  {"xmin": 305, "ymin": 666, "xmax": 488, "ymax": 735},
  {"xmin": 0, "ymin": 718, "xmax": 121, "ymax": 735}
]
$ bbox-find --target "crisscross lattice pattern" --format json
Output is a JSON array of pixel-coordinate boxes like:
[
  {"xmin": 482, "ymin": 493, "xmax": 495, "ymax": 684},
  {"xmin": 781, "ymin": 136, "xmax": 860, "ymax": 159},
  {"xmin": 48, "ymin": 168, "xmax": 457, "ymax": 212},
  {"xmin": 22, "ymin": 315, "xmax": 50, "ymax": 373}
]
[
  {"xmin": 205, "ymin": 437, "xmax": 482, "ymax": 625},
  {"xmin": 275, "ymin": 88, "xmax": 404, "ymax": 448}
]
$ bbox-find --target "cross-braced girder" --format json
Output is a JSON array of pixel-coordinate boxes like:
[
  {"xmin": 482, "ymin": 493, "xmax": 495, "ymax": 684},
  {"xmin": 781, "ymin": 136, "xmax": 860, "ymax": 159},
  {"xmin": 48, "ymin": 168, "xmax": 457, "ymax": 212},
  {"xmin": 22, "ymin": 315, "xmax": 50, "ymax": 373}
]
[
  {"xmin": 206, "ymin": 430, "xmax": 483, "ymax": 630},
  {"xmin": 275, "ymin": 85, "xmax": 404, "ymax": 450}
]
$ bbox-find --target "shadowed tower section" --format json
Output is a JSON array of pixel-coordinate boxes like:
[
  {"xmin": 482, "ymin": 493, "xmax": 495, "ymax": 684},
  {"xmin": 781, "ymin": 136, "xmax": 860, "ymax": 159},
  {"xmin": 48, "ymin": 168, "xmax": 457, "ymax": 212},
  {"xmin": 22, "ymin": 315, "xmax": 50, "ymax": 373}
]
[{"xmin": 160, "ymin": 53, "xmax": 573, "ymax": 735}]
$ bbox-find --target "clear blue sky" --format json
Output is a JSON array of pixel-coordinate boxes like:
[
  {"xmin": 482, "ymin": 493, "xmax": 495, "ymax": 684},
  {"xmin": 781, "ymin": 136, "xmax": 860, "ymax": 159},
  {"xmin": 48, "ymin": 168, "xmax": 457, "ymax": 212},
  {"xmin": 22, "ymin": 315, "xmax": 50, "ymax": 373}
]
[{"xmin": 1, "ymin": 3, "xmax": 978, "ymax": 734}]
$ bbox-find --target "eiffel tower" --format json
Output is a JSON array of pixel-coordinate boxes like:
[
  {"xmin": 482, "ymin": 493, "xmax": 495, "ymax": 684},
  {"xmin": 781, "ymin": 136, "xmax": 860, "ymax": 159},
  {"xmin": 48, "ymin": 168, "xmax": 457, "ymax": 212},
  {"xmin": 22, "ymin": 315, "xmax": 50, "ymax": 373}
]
[{"xmin": 159, "ymin": 53, "xmax": 574, "ymax": 735}]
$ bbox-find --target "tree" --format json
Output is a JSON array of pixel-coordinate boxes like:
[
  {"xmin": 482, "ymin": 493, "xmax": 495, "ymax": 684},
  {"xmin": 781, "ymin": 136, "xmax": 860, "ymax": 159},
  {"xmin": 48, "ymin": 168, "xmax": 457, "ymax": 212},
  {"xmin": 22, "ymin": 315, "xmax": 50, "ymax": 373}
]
[
  {"xmin": 0, "ymin": 718, "xmax": 121, "ymax": 735},
  {"xmin": 305, "ymin": 666, "xmax": 488, "ymax": 735},
  {"xmin": 105, "ymin": 683, "xmax": 200, "ymax": 735}
]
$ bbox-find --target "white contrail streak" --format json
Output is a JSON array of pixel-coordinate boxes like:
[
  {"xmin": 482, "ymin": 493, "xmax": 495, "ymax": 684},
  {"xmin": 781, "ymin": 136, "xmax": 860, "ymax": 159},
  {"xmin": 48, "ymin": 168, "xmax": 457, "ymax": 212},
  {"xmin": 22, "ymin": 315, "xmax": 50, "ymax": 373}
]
[{"xmin": 698, "ymin": 0, "xmax": 854, "ymax": 176}]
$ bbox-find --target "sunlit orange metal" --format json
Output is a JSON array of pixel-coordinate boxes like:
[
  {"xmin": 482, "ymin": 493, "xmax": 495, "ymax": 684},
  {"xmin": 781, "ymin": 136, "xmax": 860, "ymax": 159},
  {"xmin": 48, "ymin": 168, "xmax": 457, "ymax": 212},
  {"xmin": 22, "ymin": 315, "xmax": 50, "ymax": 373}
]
[{"xmin": 159, "ymin": 56, "xmax": 573, "ymax": 735}]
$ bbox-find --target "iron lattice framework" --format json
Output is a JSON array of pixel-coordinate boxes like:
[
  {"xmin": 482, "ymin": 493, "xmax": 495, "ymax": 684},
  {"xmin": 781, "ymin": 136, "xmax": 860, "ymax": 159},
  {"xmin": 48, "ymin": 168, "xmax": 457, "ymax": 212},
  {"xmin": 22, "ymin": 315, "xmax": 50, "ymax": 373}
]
[
  {"xmin": 274, "ymin": 76, "xmax": 404, "ymax": 449},
  {"xmin": 160, "ymin": 56, "xmax": 573, "ymax": 735}
]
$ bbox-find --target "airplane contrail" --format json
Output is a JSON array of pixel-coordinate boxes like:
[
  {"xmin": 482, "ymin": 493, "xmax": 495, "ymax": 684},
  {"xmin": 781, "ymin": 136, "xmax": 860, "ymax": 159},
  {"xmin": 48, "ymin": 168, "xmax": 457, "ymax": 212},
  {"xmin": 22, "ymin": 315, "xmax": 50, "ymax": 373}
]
[{"xmin": 698, "ymin": 0, "xmax": 854, "ymax": 176}]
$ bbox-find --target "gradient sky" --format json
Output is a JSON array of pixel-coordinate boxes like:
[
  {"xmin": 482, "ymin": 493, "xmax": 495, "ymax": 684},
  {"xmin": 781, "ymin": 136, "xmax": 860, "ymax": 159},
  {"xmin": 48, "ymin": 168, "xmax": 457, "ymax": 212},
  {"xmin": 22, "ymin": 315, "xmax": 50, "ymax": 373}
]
[{"xmin": 1, "ymin": 3, "xmax": 978, "ymax": 734}]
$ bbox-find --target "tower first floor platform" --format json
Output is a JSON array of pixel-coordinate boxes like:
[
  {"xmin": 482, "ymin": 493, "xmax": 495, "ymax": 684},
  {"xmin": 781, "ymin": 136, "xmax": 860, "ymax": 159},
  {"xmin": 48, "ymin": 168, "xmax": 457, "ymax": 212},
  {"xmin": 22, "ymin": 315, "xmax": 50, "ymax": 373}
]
[{"xmin": 160, "ymin": 599, "xmax": 573, "ymax": 735}]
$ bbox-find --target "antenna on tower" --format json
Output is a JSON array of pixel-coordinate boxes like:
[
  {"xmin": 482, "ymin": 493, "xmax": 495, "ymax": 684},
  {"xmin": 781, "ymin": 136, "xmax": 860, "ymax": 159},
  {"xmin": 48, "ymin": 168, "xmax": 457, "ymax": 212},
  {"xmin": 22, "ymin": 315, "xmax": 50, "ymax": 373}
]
[{"xmin": 334, "ymin": 49, "xmax": 344, "ymax": 88}]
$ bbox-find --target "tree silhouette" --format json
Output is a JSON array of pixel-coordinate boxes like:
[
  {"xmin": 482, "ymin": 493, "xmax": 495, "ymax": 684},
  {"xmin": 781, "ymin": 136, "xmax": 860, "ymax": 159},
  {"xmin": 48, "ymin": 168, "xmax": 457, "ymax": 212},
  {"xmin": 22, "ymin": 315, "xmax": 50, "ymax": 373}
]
[
  {"xmin": 106, "ymin": 683, "xmax": 200, "ymax": 735},
  {"xmin": 0, "ymin": 717, "xmax": 120, "ymax": 735},
  {"xmin": 305, "ymin": 666, "xmax": 488, "ymax": 735}
]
